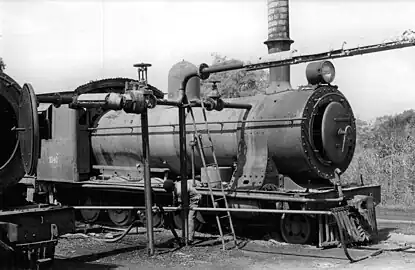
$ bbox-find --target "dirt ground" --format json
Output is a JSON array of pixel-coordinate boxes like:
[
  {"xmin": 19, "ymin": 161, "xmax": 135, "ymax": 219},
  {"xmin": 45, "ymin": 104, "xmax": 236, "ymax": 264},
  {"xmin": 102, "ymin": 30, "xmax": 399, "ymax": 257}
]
[{"xmin": 53, "ymin": 221, "xmax": 415, "ymax": 270}]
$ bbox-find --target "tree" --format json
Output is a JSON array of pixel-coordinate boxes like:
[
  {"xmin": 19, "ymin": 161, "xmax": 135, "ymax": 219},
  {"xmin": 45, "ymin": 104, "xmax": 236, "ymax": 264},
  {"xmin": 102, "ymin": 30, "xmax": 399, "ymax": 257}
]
[
  {"xmin": 0, "ymin": 57, "xmax": 5, "ymax": 72},
  {"xmin": 200, "ymin": 53, "xmax": 269, "ymax": 98}
]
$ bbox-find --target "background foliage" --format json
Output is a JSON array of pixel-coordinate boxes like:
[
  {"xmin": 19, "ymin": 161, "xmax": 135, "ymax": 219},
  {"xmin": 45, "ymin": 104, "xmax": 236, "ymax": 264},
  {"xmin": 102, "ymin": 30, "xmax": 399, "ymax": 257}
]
[
  {"xmin": 200, "ymin": 53, "xmax": 269, "ymax": 98},
  {"xmin": 0, "ymin": 57, "xmax": 6, "ymax": 72}
]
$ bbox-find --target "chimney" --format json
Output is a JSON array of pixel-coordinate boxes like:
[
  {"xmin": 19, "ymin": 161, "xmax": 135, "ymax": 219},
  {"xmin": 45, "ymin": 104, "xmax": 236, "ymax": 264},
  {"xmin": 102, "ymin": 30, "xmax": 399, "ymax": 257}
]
[{"xmin": 264, "ymin": 0, "xmax": 294, "ymax": 93}]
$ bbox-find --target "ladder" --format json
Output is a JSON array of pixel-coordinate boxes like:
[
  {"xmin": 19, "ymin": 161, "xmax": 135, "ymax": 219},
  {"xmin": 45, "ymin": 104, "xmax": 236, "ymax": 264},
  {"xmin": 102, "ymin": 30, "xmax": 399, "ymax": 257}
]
[{"xmin": 186, "ymin": 100, "xmax": 238, "ymax": 250}]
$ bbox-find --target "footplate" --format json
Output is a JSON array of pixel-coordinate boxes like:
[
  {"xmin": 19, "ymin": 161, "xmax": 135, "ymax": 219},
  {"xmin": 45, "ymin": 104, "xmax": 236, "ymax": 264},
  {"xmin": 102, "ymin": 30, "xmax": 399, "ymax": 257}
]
[
  {"xmin": 0, "ymin": 223, "xmax": 59, "ymax": 270},
  {"xmin": 14, "ymin": 238, "xmax": 58, "ymax": 270}
]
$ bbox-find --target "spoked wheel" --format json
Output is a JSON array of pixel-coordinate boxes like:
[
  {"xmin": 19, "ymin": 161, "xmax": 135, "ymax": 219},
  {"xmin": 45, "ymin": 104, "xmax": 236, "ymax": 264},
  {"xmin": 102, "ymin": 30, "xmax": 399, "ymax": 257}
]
[
  {"xmin": 140, "ymin": 211, "xmax": 165, "ymax": 228},
  {"xmin": 108, "ymin": 209, "xmax": 136, "ymax": 226},
  {"xmin": 80, "ymin": 197, "xmax": 101, "ymax": 223},
  {"xmin": 280, "ymin": 213, "xmax": 312, "ymax": 244}
]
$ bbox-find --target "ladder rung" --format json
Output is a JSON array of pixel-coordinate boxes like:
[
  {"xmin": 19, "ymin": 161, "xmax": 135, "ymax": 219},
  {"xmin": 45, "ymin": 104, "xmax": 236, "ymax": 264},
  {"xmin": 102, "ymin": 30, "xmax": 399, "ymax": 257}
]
[
  {"xmin": 202, "ymin": 145, "xmax": 213, "ymax": 149},
  {"xmin": 214, "ymin": 197, "xmax": 225, "ymax": 202}
]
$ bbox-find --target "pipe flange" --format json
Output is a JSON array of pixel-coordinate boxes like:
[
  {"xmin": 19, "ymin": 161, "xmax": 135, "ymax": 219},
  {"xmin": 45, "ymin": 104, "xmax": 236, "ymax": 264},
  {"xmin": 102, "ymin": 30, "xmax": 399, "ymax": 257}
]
[{"xmin": 198, "ymin": 63, "xmax": 210, "ymax": 80}]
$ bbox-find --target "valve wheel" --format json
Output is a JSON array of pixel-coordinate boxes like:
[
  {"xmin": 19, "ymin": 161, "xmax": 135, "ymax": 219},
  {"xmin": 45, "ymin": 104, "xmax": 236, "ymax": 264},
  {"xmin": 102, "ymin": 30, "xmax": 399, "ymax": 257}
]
[
  {"xmin": 108, "ymin": 209, "xmax": 136, "ymax": 226},
  {"xmin": 280, "ymin": 213, "xmax": 312, "ymax": 244},
  {"xmin": 80, "ymin": 197, "xmax": 100, "ymax": 223}
]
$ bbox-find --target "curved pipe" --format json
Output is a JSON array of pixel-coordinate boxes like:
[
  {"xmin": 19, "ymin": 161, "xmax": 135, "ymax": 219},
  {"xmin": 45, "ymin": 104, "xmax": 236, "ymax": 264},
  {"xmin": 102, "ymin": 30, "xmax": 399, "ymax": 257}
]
[{"xmin": 177, "ymin": 72, "xmax": 199, "ymax": 104}]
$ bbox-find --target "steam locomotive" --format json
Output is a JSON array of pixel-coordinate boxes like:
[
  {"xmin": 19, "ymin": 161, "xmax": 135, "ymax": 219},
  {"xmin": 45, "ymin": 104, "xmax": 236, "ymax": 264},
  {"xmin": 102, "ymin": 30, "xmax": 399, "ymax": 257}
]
[
  {"xmin": 19, "ymin": 0, "xmax": 403, "ymax": 248},
  {"xmin": 28, "ymin": 58, "xmax": 380, "ymax": 246}
]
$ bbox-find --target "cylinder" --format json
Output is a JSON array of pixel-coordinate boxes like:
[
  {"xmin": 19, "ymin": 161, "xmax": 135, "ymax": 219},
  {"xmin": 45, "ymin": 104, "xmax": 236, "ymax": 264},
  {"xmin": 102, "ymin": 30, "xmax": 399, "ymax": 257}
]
[
  {"xmin": 264, "ymin": 0, "xmax": 294, "ymax": 93},
  {"xmin": 167, "ymin": 60, "xmax": 200, "ymax": 101},
  {"xmin": 91, "ymin": 86, "xmax": 356, "ymax": 186}
]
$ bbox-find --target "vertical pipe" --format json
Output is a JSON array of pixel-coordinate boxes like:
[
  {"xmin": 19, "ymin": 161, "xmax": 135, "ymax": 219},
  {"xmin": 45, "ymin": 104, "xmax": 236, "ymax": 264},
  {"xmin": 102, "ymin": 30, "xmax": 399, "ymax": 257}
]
[
  {"xmin": 141, "ymin": 109, "xmax": 154, "ymax": 255},
  {"xmin": 191, "ymin": 137, "xmax": 196, "ymax": 187},
  {"xmin": 264, "ymin": 0, "xmax": 294, "ymax": 93},
  {"xmin": 179, "ymin": 105, "xmax": 189, "ymax": 245}
]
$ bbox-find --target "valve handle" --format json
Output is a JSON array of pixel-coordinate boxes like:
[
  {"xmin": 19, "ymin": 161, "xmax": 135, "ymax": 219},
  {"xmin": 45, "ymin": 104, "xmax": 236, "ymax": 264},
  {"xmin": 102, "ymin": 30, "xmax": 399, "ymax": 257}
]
[{"xmin": 338, "ymin": 125, "xmax": 352, "ymax": 152}]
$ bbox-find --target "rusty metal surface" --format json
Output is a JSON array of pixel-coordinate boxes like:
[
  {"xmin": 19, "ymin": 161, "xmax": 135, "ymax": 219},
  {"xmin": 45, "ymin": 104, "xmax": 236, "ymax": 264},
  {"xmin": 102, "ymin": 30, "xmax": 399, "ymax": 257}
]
[
  {"xmin": 90, "ymin": 85, "xmax": 356, "ymax": 189},
  {"xmin": 0, "ymin": 72, "xmax": 26, "ymax": 189},
  {"xmin": 37, "ymin": 105, "xmax": 83, "ymax": 182},
  {"xmin": 0, "ymin": 205, "xmax": 74, "ymax": 243},
  {"xmin": 18, "ymin": 83, "xmax": 39, "ymax": 176}
]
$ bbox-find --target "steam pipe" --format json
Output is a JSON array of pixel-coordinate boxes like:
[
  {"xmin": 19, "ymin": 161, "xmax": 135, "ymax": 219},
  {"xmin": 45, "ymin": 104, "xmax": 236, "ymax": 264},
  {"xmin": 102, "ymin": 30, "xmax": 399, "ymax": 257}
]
[
  {"xmin": 222, "ymin": 102, "xmax": 252, "ymax": 110},
  {"xmin": 80, "ymin": 183, "xmax": 344, "ymax": 203},
  {"xmin": 141, "ymin": 109, "xmax": 154, "ymax": 256},
  {"xmin": 190, "ymin": 38, "xmax": 415, "ymax": 79},
  {"xmin": 88, "ymin": 117, "xmax": 305, "ymax": 131},
  {"xmin": 178, "ymin": 105, "xmax": 189, "ymax": 245},
  {"xmin": 191, "ymin": 100, "xmax": 252, "ymax": 110},
  {"xmin": 73, "ymin": 205, "xmax": 332, "ymax": 216},
  {"xmin": 36, "ymin": 93, "xmax": 73, "ymax": 106},
  {"xmin": 156, "ymin": 99, "xmax": 182, "ymax": 106}
]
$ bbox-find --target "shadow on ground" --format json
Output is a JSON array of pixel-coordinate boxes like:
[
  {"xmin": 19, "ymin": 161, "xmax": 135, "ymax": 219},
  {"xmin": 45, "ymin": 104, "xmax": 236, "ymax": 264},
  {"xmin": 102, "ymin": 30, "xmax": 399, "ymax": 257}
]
[
  {"xmin": 377, "ymin": 227, "xmax": 397, "ymax": 242},
  {"xmin": 53, "ymin": 260, "xmax": 120, "ymax": 270}
]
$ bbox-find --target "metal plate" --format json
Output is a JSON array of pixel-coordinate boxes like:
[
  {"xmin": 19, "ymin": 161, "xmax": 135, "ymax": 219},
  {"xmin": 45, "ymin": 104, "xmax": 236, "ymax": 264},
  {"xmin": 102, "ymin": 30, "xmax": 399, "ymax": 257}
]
[
  {"xmin": 321, "ymin": 102, "xmax": 351, "ymax": 164},
  {"xmin": 18, "ymin": 83, "xmax": 39, "ymax": 175}
]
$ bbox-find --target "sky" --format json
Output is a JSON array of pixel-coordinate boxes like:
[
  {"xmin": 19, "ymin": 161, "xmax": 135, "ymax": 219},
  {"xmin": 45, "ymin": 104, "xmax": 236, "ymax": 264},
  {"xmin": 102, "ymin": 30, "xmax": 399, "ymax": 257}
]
[{"xmin": 1, "ymin": 0, "xmax": 415, "ymax": 121}]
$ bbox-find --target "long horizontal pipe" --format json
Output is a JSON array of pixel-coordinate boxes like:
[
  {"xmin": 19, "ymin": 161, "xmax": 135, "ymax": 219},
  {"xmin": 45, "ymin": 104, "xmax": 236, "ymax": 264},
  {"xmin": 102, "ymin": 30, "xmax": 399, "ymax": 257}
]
[
  {"xmin": 193, "ymin": 207, "xmax": 332, "ymax": 215},
  {"xmin": 87, "ymin": 117, "xmax": 305, "ymax": 131},
  {"xmin": 377, "ymin": 219, "xmax": 415, "ymax": 225},
  {"xmin": 156, "ymin": 99, "xmax": 182, "ymax": 106},
  {"xmin": 218, "ymin": 191, "xmax": 344, "ymax": 203},
  {"xmin": 37, "ymin": 94, "xmax": 73, "ymax": 104},
  {"xmin": 191, "ymin": 100, "xmax": 252, "ymax": 110},
  {"xmin": 72, "ymin": 205, "xmax": 332, "ymax": 215},
  {"xmin": 198, "ymin": 39, "xmax": 415, "ymax": 75},
  {"xmin": 80, "ymin": 183, "xmax": 343, "ymax": 203}
]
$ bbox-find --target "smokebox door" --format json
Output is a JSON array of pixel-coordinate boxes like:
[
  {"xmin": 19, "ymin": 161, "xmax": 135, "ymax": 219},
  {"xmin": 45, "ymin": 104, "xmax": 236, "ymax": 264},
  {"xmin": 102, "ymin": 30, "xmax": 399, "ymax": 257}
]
[
  {"xmin": 321, "ymin": 101, "xmax": 353, "ymax": 164},
  {"xmin": 18, "ymin": 83, "xmax": 39, "ymax": 176}
]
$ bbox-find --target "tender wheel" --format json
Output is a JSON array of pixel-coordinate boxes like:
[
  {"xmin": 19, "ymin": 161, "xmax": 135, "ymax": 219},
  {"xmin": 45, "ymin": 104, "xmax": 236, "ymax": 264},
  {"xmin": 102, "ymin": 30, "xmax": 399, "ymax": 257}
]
[
  {"xmin": 108, "ymin": 209, "xmax": 136, "ymax": 226},
  {"xmin": 280, "ymin": 213, "xmax": 312, "ymax": 244},
  {"xmin": 80, "ymin": 197, "xmax": 100, "ymax": 223}
]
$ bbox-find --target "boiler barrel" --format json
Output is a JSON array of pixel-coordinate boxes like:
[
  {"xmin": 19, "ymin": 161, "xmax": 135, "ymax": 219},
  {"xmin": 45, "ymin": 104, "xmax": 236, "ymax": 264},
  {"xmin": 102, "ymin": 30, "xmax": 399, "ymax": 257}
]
[{"xmin": 91, "ymin": 86, "xmax": 356, "ymax": 183}]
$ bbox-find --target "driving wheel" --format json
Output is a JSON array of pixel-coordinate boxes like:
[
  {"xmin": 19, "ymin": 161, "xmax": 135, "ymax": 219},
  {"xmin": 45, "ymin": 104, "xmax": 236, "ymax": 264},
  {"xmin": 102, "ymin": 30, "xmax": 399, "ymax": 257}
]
[
  {"xmin": 280, "ymin": 213, "xmax": 312, "ymax": 244},
  {"xmin": 80, "ymin": 197, "xmax": 100, "ymax": 223},
  {"xmin": 108, "ymin": 209, "xmax": 136, "ymax": 226}
]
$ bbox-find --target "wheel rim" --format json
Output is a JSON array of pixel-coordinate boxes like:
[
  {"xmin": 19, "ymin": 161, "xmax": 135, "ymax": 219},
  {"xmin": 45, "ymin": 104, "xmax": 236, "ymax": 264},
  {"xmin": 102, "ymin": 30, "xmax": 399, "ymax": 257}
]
[
  {"xmin": 280, "ymin": 214, "xmax": 311, "ymax": 244},
  {"xmin": 80, "ymin": 197, "xmax": 100, "ymax": 223},
  {"xmin": 140, "ymin": 212, "xmax": 164, "ymax": 228},
  {"xmin": 108, "ymin": 209, "xmax": 135, "ymax": 226}
]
